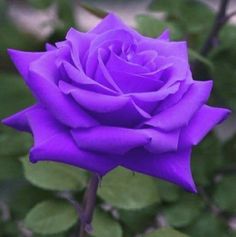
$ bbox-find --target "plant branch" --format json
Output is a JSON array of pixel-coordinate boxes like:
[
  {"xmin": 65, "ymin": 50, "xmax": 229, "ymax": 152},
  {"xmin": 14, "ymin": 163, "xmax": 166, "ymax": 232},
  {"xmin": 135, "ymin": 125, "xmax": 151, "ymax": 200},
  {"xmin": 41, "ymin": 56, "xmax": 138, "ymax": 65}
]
[
  {"xmin": 79, "ymin": 173, "xmax": 100, "ymax": 237},
  {"xmin": 192, "ymin": 0, "xmax": 230, "ymax": 72},
  {"xmin": 200, "ymin": 0, "xmax": 230, "ymax": 56},
  {"xmin": 222, "ymin": 10, "xmax": 236, "ymax": 25}
]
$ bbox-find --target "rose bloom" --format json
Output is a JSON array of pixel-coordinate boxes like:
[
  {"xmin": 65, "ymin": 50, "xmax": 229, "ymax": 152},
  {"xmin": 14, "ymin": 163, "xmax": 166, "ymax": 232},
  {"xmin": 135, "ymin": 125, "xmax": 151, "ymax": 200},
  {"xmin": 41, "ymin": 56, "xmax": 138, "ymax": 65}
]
[{"xmin": 3, "ymin": 13, "xmax": 230, "ymax": 192}]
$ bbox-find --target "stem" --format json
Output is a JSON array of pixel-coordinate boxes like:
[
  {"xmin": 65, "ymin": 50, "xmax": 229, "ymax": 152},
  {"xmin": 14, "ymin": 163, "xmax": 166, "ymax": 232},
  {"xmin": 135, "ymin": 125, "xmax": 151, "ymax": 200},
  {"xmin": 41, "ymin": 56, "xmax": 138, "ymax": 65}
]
[
  {"xmin": 200, "ymin": 0, "xmax": 229, "ymax": 56},
  {"xmin": 192, "ymin": 0, "xmax": 230, "ymax": 73},
  {"xmin": 79, "ymin": 173, "xmax": 100, "ymax": 237}
]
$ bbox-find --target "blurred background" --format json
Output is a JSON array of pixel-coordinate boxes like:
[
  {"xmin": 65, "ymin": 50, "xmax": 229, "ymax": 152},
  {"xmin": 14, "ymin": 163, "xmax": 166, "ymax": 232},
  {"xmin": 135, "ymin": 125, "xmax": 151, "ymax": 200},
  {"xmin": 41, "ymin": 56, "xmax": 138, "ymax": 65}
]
[{"xmin": 0, "ymin": 0, "xmax": 236, "ymax": 236}]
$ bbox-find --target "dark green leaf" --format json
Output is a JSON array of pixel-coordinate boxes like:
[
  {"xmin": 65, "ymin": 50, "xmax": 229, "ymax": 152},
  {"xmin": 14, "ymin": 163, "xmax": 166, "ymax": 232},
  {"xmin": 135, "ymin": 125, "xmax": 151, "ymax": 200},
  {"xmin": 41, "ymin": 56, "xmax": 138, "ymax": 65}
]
[
  {"xmin": 163, "ymin": 194, "xmax": 204, "ymax": 227},
  {"xmin": 119, "ymin": 204, "xmax": 158, "ymax": 234},
  {"xmin": 0, "ymin": 73, "xmax": 34, "ymax": 118},
  {"xmin": 156, "ymin": 180, "xmax": 180, "ymax": 203},
  {"xmin": 185, "ymin": 213, "xmax": 227, "ymax": 237},
  {"xmin": 192, "ymin": 134, "xmax": 223, "ymax": 186},
  {"xmin": 214, "ymin": 175, "xmax": 236, "ymax": 213}
]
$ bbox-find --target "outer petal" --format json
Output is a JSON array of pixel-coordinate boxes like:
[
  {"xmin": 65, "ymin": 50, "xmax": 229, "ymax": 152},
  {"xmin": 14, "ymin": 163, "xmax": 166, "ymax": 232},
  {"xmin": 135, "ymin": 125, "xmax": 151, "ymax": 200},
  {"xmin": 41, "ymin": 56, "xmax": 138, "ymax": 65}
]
[
  {"xmin": 24, "ymin": 107, "xmax": 119, "ymax": 175},
  {"xmin": 122, "ymin": 148, "xmax": 196, "ymax": 192},
  {"xmin": 146, "ymin": 80, "xmax": 213, "ymax": 131},
  {"xmin": 26, "ymin": 70, "xmax": 98, "ymax": 128},
  {"xmin": 71, "ymin": 126, "xmax": 151, "ymax": 155},
  {"xmin": 179, "ymin": 105, "xmax": 231, "ymax": 148},
  {"xmin": 8, "ymin": 49, "xmax": 43, "ymax": 80},
  {"xmin": 2, "ymin": 105, "xmax": 38, "ymax": 132},
  {"xmin": 157, "ymin": 29, "xmax": 170, "ymax": 41}
]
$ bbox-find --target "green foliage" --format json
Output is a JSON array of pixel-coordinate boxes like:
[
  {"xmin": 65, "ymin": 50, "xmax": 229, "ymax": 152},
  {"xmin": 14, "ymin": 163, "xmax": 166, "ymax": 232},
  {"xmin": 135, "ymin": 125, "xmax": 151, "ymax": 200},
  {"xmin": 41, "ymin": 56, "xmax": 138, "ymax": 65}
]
[
  {"xmin": 145, "ymin": 227, "xmax": 189, "ymax": 237},
  {"xmin": 92, "ymin": 209, "xmax": 122, "ymax": 237},
  {"xmin": 210, "ymin": 33, "xmax": 236, "ymax": 111},
  {"xmin": 214, "ymin": 175, "xmax": 236, "ymax": 212},
  {"xmin": 98, "ymin": 167, "xmax": 160, "ymax": 209},
  {"xmin": 148, "ymin": 0, "xmax": 214, "ymax": 49},
  {"xmin": 24, "ymin": 200, "xmax": 77, "ymax": 235},
  {"xmin": 185, "ymin": 213, "xmax": 227, "ymax": 237},
  {"xmin": 163, "ymin": 194, "xmax": 204, "ymax": 227},
  {"xmin": 191, "ymin": 134, "xmax": 223, "ymax": 186},
  {"xmin": 119, "ymin": 204, "xmax": 159, "ymax": 234},
  {"xmin": 21, "ymin": 156, "xmax": 88, "ymax": 191},
  {"xmin": 136, "ymin": 15, "xmax": 181, "ymax": 39}
]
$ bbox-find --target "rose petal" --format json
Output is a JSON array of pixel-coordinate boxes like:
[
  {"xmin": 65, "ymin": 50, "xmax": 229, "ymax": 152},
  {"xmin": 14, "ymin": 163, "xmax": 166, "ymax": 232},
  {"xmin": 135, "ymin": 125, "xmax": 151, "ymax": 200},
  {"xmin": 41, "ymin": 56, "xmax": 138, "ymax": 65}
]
[
  {"xmin": 59, "ymin": 81, "xmax": 130, "ymax": 113},
  {"xmin": 8, "ymin": 49, "xmax": 43, "ymax": 80},
  {"xmin": 65, "ymin": 28, "xmax": 95, "ymax": 69},
  {"xmin": 146, "ymin": 80, "xmax": 213, "ymax": 131},
  {"xmin": 108, "ymin": 70, "xmax": 164, "ymax": 93},
  {"xmin": 90, "ymin": 13, "xmax": 140, "ymax": 39},
  {"xmin": 2, "ymin": 105, "xmax": 38, "ymax": 132},
  {"xmin": 26, "ymin": 70, "xmax": 98, "ymax": 128},
  {"xmin": 61, "ymin": 61, "xmax": 116, "ymax": 95},
  {"xmin": 143, "ymin": 128, "xmax": 180, "ymax": 153},
  {"xmin": 71, "ymin": 126, "xmax": 151, "ymax": 155},
  {"xmin": 157, "ymin": 29, "xmax": 170, "ymax": 41},
  {"xmin": 106, "ymin": 50, "xmax": 148, "ymax": 74},
  {"xmin": 30, "ymin": 133, "xmax": 119, "ymax": 175},
  {"xmin": 122, "ymin": 148, "xmax": 196, "ymax": 192},
  {"xmin": 179, "ymin": 105, "xmax": 231, "ymax": 148}
]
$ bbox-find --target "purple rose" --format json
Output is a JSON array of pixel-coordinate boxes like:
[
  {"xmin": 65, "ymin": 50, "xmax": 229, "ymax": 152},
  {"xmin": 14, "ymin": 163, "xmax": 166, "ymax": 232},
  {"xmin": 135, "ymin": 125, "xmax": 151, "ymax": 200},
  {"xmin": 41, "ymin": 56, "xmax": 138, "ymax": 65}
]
[{"xmin": 2, "ymin": 13, "xmax": 230, "ymax": 192}]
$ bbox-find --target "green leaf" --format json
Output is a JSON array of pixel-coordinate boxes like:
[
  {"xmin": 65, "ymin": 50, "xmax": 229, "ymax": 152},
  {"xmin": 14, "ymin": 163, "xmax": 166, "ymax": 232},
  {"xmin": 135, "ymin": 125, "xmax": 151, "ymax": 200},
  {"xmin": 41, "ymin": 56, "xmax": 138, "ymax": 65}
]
[
  {"xmin": 98, "ymin": 167, "xmax": 160, "ymax": 210},
  {"xmin": 145, "ymin": 227, "xmax": 189, "ymax": 237},
  {"xmin": 163, "ymin": 194, "xmax": 204, "ymax": 227},
  {"xmin": 25, "ymin": 200, "xmax": 77, "ymax": 235},
  {"xmin": 192, "ymin": 134, "xmax": 223, "ymax": 186},
  {"xmin": 0, "ymin": 155, "xmax": 22, "ymax": 181},
  {"xmin": 0, "ymin": 73, "xmax": 34, "ymax": 118},
  {"xmin": 21, "ymin": 157, "xmax": 88, "ymax": 191},
  {"xmin": 211, "ymin": 40, "xmax": 236, "ymax": 111},
  {"xmin": 136, "ymin": 15, "xmax": 181, "ymax": 39},
  {"xmin": 185, "ymin": 213, "xmax": 227, "ymax": 237},
  {"xmin": 92, "ymin": 209, "xmax": 122, "ymax": 237},
  {"xmin": 214, "ymin": 175, "xmax": 236, "ymax": 213},
  {"xmin": 0, "ymin": 127, "xmax": 32, "ymax": 157},
  {"xmin": 119, "ymin": 204, "xmax": 159, "ymax": 234},
  {"xmin": 9, "ymin": 185, "xmax": 52, "ymax": 219},
  {"xmin": 148, "ymin": 0, "xmax": 214, "ymax": 49},
  {"xmin": 189, "ymin": 48, "xmax": 214, "ymax": 71},
  {"xmin": 156, "ymin": 180, "xmax": 180, "ymax": 203}
]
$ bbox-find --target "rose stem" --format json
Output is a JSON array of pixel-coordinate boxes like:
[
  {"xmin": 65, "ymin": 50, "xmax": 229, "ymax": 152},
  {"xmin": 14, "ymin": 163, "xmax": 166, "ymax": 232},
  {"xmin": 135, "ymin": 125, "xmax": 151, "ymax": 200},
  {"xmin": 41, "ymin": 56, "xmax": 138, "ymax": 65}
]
[
  {"xmin": 192, "ymin": 0, "xmax": 230, "ymax": 73},
  {"xmin": 79, "ymin": 173, "xmax": 100, "ymax": 237}
]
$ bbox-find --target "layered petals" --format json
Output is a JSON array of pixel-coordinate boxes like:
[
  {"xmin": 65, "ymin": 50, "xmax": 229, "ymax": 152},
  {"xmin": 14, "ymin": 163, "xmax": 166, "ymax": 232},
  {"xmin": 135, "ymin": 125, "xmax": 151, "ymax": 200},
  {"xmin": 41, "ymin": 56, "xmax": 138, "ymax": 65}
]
[
  {"xmin": 146, "ymin": 80, "xmax": 213, "ymax": 131},
  {"xmin": 26, "ymin": 70, "xmax": 98, "ymax": 128},
  {"xmin": 71, "ymin": 126, "xmax": 150, "ymax": 155}
]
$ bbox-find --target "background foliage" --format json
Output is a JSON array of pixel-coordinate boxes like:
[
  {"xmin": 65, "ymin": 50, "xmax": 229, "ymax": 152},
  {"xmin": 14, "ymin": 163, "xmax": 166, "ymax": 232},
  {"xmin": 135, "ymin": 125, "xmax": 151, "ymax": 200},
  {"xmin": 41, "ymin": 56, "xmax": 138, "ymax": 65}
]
[{"xmin": 0, "ymin": 0, "xmax": 236, "ymax": 236}]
